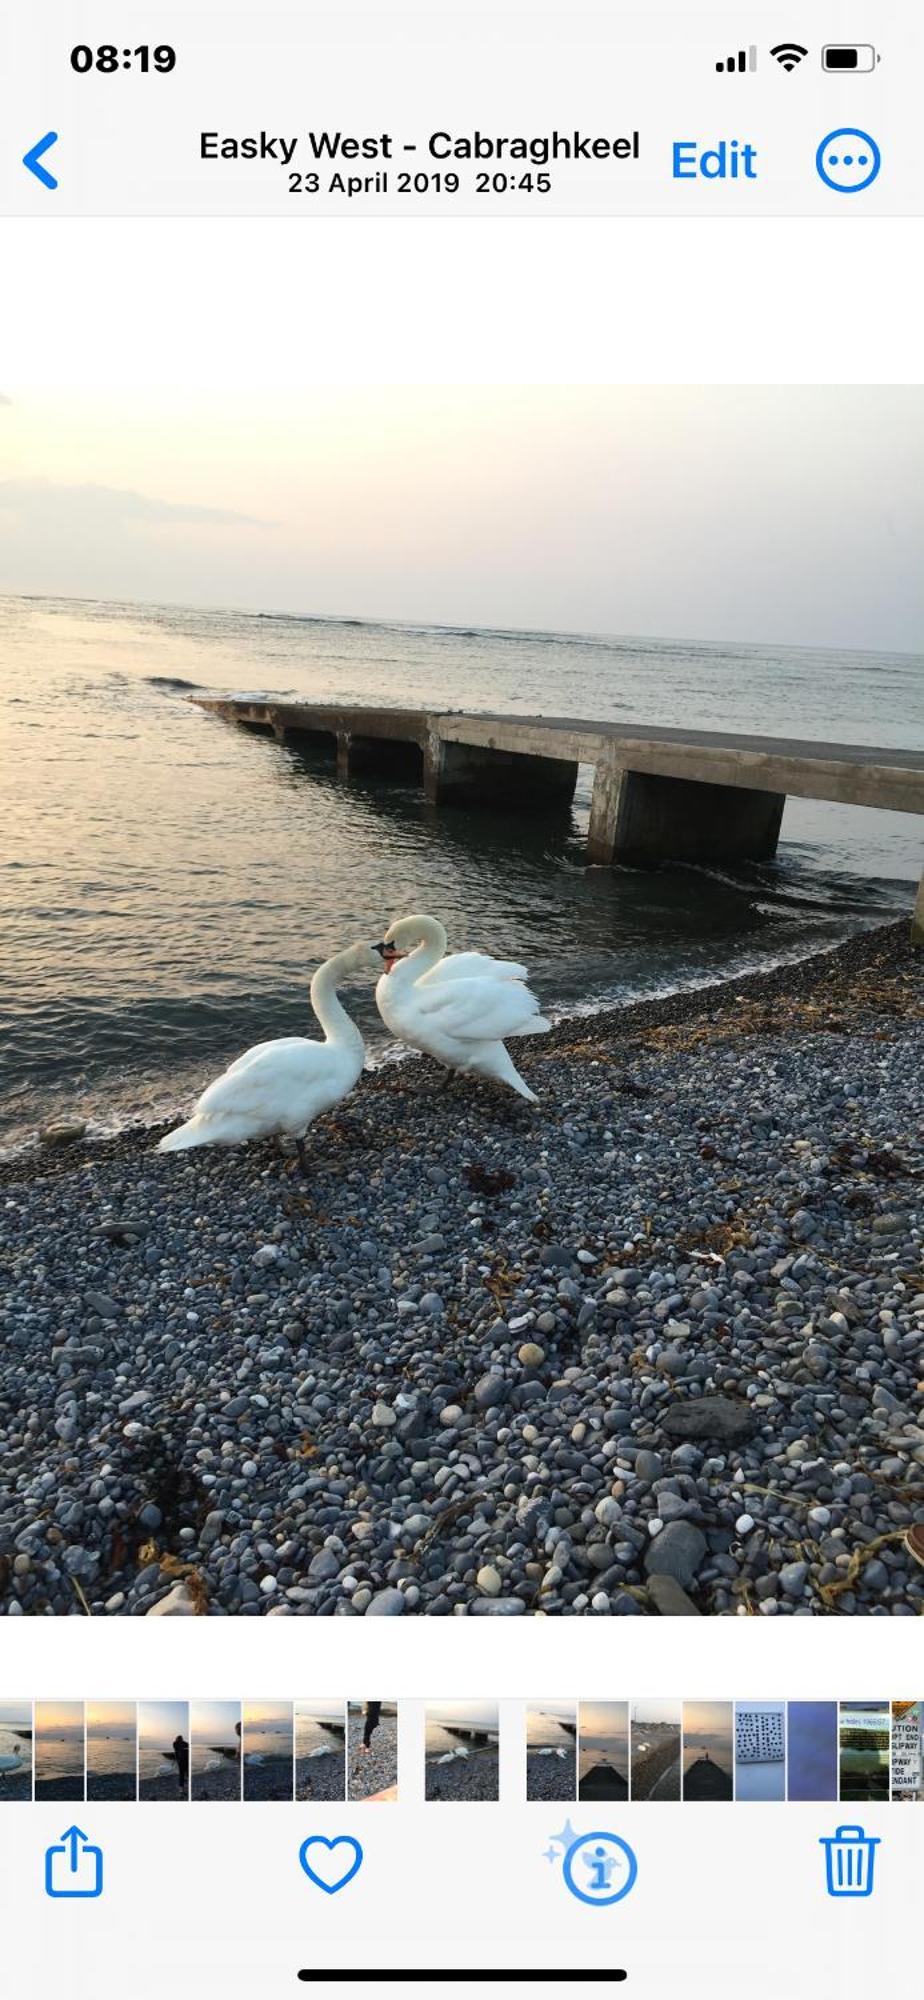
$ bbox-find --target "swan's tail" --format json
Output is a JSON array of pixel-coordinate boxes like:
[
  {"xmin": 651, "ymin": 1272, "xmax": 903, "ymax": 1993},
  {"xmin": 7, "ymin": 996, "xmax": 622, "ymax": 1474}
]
[
  {"xmin": 474, "ymin": 1043, "xmax": 540, "ymax": 1102},
  {"xmin": 504, "ymin": 1070, "xmax": 539, "ymax": 1104},
  {"xmin": 157, "ymin": 1114, "xmax": 217, "ymax": 1152}
]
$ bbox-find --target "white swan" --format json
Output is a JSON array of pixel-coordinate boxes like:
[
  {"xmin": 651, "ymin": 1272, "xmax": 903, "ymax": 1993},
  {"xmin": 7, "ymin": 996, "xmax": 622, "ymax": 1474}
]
[
  {"xmin": 374, "ymin": 915, "xmax": 549, "ymax": 1102},
  {"xmin": 157, "ymin": 940, "xmax": 380, "ymax": 1163}
]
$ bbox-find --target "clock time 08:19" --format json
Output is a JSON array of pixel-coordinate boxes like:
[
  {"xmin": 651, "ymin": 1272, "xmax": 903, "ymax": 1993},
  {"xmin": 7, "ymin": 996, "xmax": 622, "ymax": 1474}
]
[{"xmin": 70, "ymin": 45, "xmax": 177, "ymax": 73}]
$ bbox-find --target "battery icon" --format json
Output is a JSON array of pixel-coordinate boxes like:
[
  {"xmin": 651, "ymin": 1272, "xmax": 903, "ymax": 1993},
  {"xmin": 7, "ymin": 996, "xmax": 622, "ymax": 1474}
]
[{"xmin": 822, "ymin": 44, "xmax": 880, "ymax": 71}]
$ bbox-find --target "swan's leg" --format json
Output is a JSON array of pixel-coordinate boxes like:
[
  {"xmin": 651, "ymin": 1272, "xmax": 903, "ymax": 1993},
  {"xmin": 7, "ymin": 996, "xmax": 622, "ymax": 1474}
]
[
  {"xmin": 295, "ymin": 1135, "xmax": 309, "ymax": 1176},
  {"xmin": 439, "ymin": 1066, "xmax": 458, "ymax": 1093}
]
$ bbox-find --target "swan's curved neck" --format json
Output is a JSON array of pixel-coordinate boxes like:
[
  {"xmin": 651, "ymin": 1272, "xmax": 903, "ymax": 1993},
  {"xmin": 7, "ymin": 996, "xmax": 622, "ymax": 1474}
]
[
  {"xmin": 310, "ymin": 952, "xmax": 365, "ymax": 1051},
  {"xmin": 395, "ymin": 918, "xmax": 447, "ymax": 982}
]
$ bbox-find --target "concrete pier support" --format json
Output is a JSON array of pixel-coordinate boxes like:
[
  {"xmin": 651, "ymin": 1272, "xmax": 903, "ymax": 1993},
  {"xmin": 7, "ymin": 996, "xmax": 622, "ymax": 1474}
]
[
  {"xmin": 346, "ymin": 734, "xmax": 423, "ymax": 779},
  {"xmin": 912, "ymin": 870, "xmax": 924, "ymax": 946},
  {"xmin": 589, "ymin": 753, "xmax": 785, "ymax": 866},
  {"xmin": 336, "ymin": 732, "xmax": 423, "ymax": 780},
  {"xmin": 425, "ymin": 733, "xmax": 578, "ymax": 810},
  {"xmin": 587, "ymin": 746, "xmax": 623, "ymax": 862},
  {"xmin": 275, "ymin": 724, "xmax": 337, "ymax": 760}
]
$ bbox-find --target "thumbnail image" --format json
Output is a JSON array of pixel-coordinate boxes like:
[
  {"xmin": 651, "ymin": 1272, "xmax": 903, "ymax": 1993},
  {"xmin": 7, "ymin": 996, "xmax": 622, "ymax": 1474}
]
[
  {"xmin": 891, "ymin": 1702, "xmax": 923, "ymax": 1801},
  {"xmin": 425, "ymin": 1703, "xmax": 499, "ymax": 1802},
  {"xmin": 34, "ymin": 1702, "xmax": 84, "ymax": 1803},
  {"xmin": 138, "ymin": 1701, "xmax": 190, "ymax": 1801},
  {"xmin": 683, "ymin": 1702, "xmax": 733, "ymax": 1801},
  {"xmin": 0, "ymin": 1702, "xmax": 32, "ymax": 1801},
  {"xmin": 242, "ymin": 1702, "xmax": 293, "ymax": 1802},
  {"xmin": 734, "ymin": 1703, "xmax": 786, "ymax": 1802},
  {"xmin": 787, "ymin": 1703, "xmax": 838, "ymax": 1802},
  {"xmin": 191, "ymin": 1700, "xmax": 241, "ymax": 1802},
  {"xmin": 86, "ymin": 1701, "xmax": 137, "ymax": 1802},
  {"xmin": 839, "ymin": 1702, "xmax": 890, "ymax": 1802},
  {"xmin": 631, "ymin": 1701, "xmax": 681, "ymax": 1802},
  {"xmin": 578, "ymin": 1703, "xmax": 629, "ymax": 1802},
  {"xmin": 347, "ymin": 1702, "xmax": 398, "ymax": 1802},
  {"xmin": 526, "ymin": 1704, "xmax": 576, "ymax": 1802},
  {"xmin": 2, "ymin": 387, "xmax": 922, "ymax": 1626},
  {"xmin": 295, "ymin": 1701, "xmax": 346, "ymax": 1803}
]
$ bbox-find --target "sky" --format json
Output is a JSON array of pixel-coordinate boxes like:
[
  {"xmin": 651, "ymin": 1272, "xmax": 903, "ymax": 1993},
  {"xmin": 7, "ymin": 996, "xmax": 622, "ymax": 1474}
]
[
  {"xmin": 684, "ymin": 1701, "xmax": 733, "ymax": 1741},
  {"xmin": 139, "ymin": 1701, "xmax": 188, "ymax": 1744},
  {"xmin": 580, "ymin": 1703, "xmax": 629, "ymax": 1751},
  {"xmin": 0, "ymin": 387, "xmax": 921, "ymax": 651},
  {"xmin": 34, "ymin": 1702, "xmax": 84, "ymax": 1735},
  {"xmin": 427, "ymin": 1703, "xmax": 499, "ymax": 1731},
  {"xmin": 86, "ymin": 1702, "xmax": 136, "ymax": 1735},
  {"xmin": 0, "ymin": 1702, "xmax": 31, "ymax": 1729},
  {"xmin": 191, "ymin": 1701, "xmax": 241, "ymax": 1744},
  {"xmin": 243, "ymin": 1702, "xmax": 292, "ymax": 1728}
]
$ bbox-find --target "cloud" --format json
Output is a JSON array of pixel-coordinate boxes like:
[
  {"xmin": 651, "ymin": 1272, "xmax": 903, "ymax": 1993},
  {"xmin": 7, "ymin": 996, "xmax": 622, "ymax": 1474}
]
[{"xmin": 0, "ymin": 476, "xmax": 272, "ymax": 529}]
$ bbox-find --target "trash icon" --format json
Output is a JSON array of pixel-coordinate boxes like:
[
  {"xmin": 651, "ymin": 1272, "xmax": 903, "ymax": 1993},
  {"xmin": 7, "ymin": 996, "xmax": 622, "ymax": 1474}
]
[{"xmin": 819, "ymin": 1824, "xmax": 880, "ymax": 1898}]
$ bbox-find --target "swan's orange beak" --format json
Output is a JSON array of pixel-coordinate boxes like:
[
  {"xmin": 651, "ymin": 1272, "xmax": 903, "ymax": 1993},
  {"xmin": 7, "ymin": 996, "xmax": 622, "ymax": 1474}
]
[{"xmin": 373, "ymin": 940, "xmax": 404, "ymax": 974}]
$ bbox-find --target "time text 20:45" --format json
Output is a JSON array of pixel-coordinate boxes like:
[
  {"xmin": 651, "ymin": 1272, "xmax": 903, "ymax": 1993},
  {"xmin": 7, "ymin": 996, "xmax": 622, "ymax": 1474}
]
[{"xmin": 286, "ymin": 170, "xmax": 553, "ymax": 197}]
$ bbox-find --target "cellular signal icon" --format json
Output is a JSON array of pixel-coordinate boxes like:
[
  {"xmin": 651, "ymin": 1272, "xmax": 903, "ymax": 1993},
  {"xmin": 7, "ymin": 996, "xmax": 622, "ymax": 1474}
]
[
  {"xmin": 770, "ymin": 42, "xmax": 808, "ymax": 70},
  {"xmin": 716, "ymin": 45, "xmax": 758, "ymax": 73}
]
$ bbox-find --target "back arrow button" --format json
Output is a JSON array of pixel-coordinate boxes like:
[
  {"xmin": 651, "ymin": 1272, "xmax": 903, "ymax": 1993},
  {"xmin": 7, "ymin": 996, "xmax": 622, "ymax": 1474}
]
[{"xmin": 23, "ymin": 131, "xmax": 59, "ymax": 189}]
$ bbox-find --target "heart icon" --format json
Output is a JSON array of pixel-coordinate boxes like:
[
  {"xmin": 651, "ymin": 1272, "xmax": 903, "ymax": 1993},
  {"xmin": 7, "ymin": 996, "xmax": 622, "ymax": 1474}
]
[{"xmin": 298, "ymin": 1835, "xmax": 364, "ymax": 1895}]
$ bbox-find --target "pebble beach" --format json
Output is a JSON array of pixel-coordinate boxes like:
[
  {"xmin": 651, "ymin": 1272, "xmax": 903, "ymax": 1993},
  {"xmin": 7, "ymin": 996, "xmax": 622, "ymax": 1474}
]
[
  {"xmin": 526, "ymin": 1748, "xmax": 578, "ymax": 1801},
  {"xmin": 1, "ymin": 921, "xmax": 922, "ymax": 1620},
  {"xmin": 295, "ymin": 1744, "xmax": 345, "ymax": 1803},
  {"xmin": 0, "ymin": 1769, "xmax": 32, "ymax": 1802},
  {"xmin": 425, "ymin": 1746, "xmax": 499, "ymax": 1802}
]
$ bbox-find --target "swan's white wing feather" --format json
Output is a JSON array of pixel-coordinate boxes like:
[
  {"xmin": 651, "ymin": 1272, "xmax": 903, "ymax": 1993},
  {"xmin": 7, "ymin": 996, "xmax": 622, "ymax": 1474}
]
[
  {"xmin": 195, "ymin": 1039, "xmax": 328, "ymax": 1119},
  {"xmin": 416, "ymin": 976, "xmax": 544, "ymax": 1043},
  {"xmin": 222, "ymin": 1035, "xmax": 319, "ymax": 1077},
  {"xmin": 419, "ymin": 951, "xmax": 530, "ymax": 986}
]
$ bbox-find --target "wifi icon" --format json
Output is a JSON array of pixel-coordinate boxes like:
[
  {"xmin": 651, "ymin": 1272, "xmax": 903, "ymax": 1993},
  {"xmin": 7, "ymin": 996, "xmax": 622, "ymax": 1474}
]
[{"xmin": 771, "ymin": 42, "xmax": 808, "ymax": 70}]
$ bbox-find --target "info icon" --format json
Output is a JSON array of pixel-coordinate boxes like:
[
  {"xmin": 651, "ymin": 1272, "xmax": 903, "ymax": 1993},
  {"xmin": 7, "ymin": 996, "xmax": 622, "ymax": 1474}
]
[{"xmin": 549, "ymin": 1827, "xmax": 639, "ymax": 1907}]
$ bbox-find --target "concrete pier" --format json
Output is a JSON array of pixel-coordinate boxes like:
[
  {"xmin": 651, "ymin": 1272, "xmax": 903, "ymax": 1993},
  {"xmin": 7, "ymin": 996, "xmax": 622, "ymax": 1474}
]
[{"xmin": 194, "ymin": 695, "xmax": 924, "ymax": 937}]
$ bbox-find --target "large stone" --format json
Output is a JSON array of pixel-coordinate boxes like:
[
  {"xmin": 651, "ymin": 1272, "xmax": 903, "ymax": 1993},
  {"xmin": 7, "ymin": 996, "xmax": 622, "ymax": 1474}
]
[
  {"xmin": 364, "ymin": 1588, "xmax": 405, "ymax": 1616},
  {"xmin": 661, "ymin": 1396, "xmax": 757, "ymax": 1443},
  {"xmin": 468, "ymin": 1597, "xmax": 526, "ymax": 1616},
  {"xmin": 84, "ymin": 1290, "xmax": 120, "ymax": 1321},
  {"xmin": 473, "ymin": 1372, "xmax": 508, "ymax": 1411},
  {"xmin": 643, "ymin": 1521, "xmax": 707, "ymax": 1589},
  {"xmin": 146, "ymin": 1580, "xmax": 199, "ymax": 1616},
  {"xmin": 646, "ymin": 1573, "xmax": 702, "ymax": 1616},
  {"xmin": 308, "ymin": 1548, "xmax": 340, "ymax": 1581}
]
